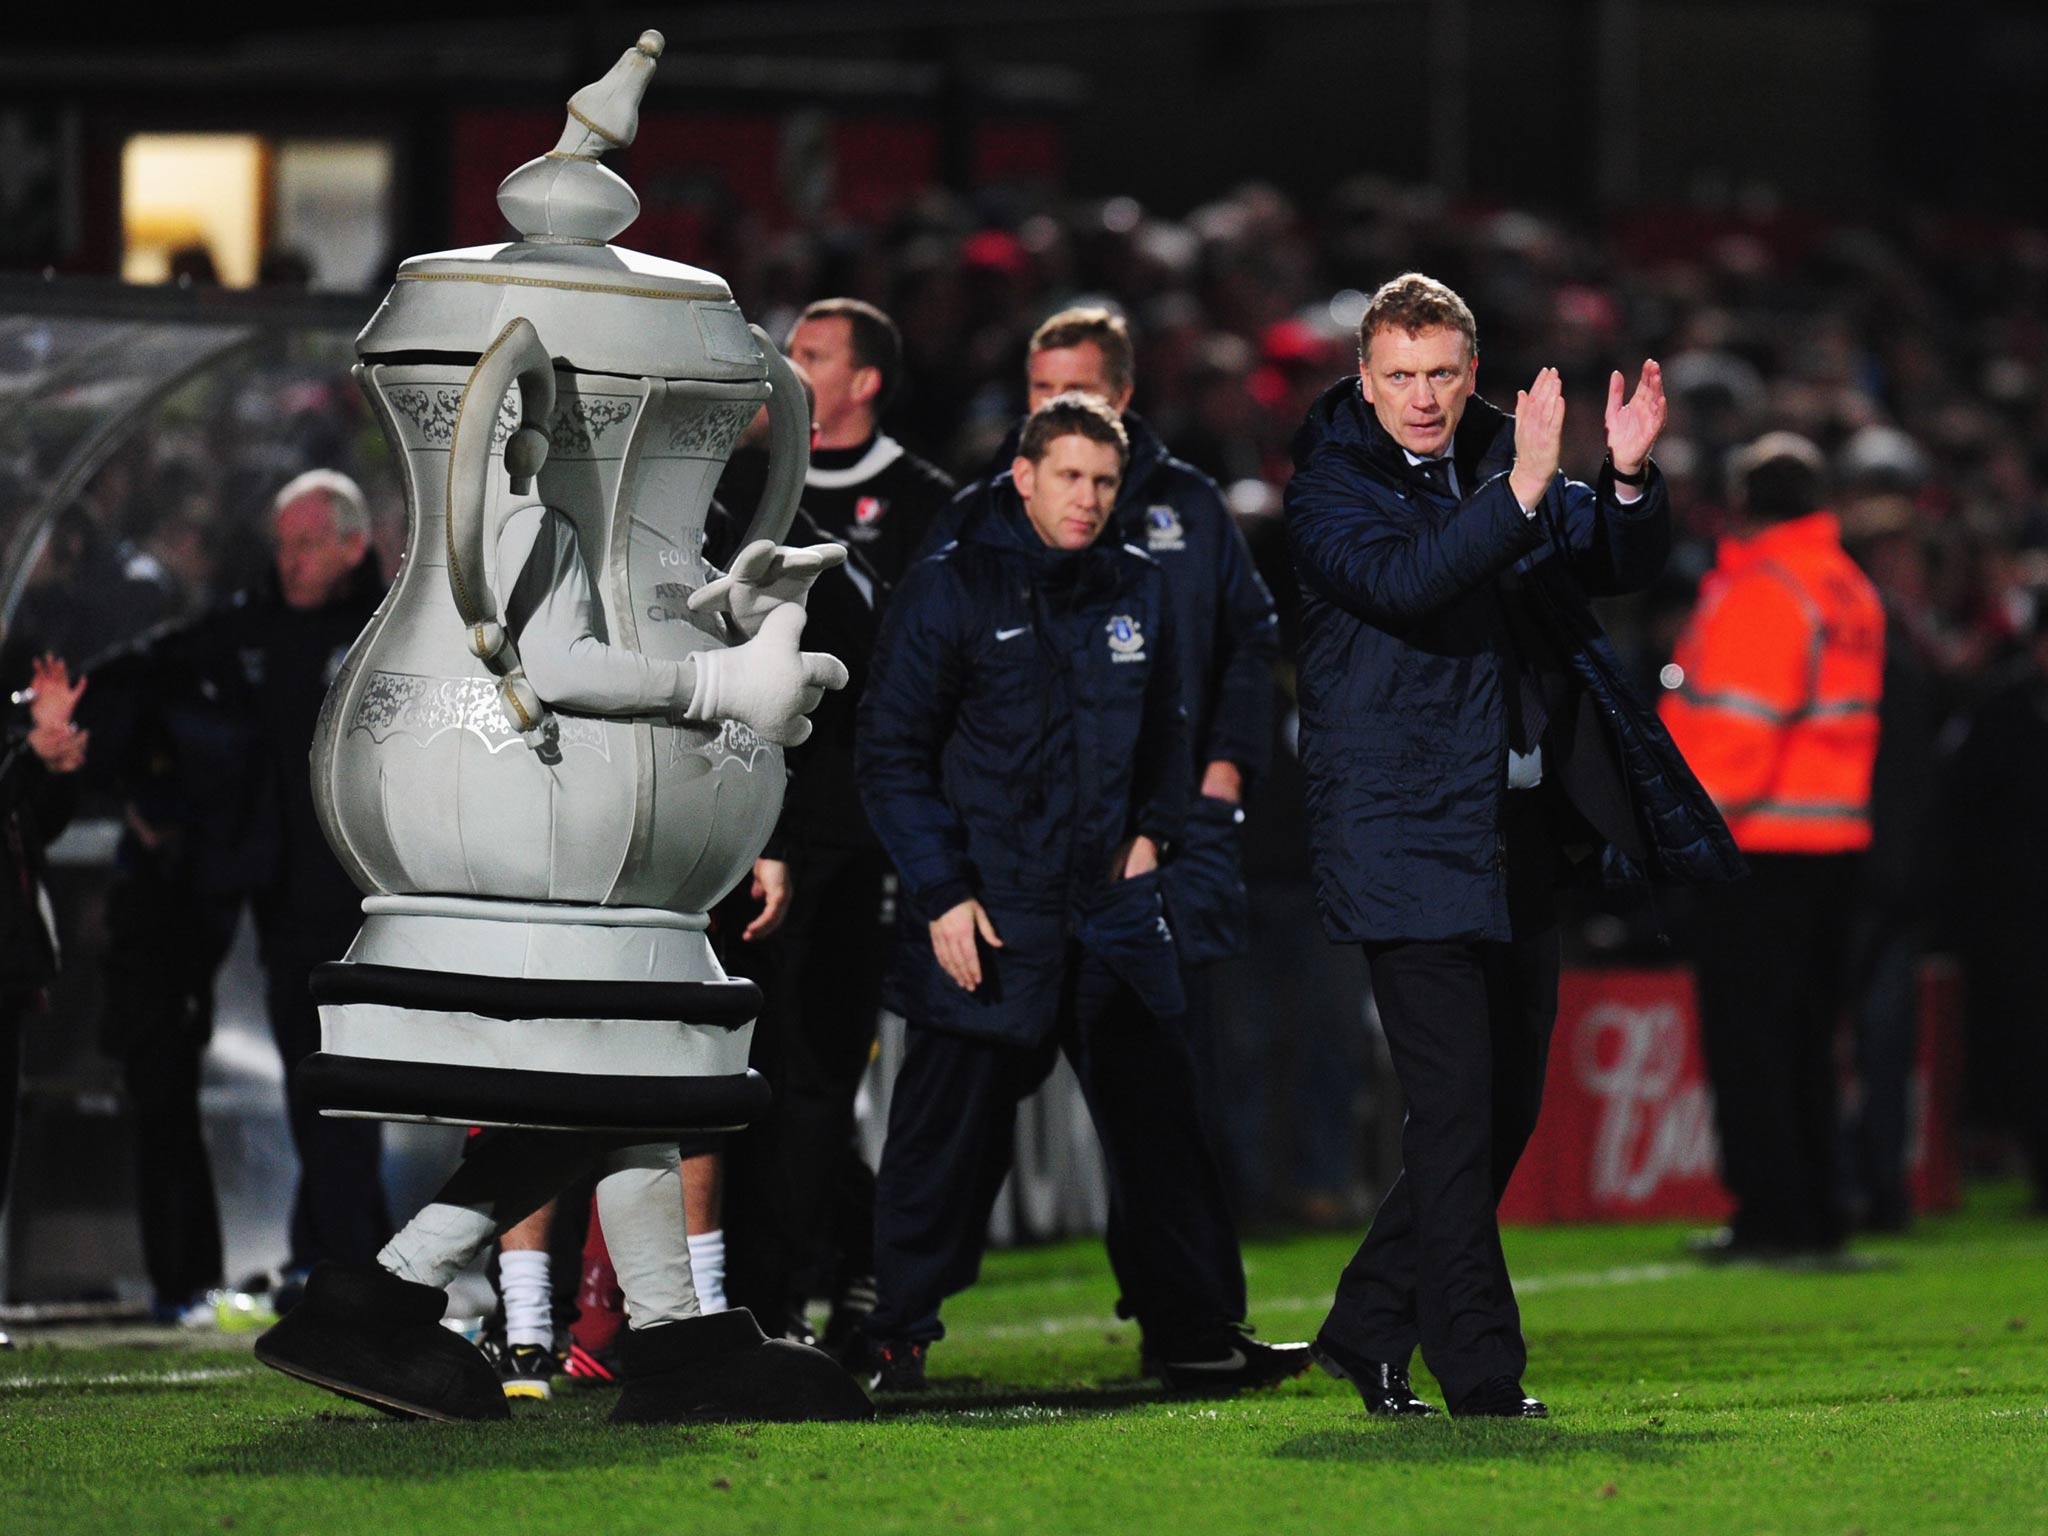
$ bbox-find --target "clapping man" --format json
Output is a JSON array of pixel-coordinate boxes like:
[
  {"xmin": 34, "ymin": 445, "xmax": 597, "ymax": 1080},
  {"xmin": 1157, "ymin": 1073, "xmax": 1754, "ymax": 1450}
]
[{"xmin": 1284, "ymin": 274, "xmax": 1739, "ymax": 1418}]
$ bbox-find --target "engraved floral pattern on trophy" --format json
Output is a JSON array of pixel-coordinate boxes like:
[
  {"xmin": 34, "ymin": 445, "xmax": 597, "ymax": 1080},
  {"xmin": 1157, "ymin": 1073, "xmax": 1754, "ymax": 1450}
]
[
  {"xmin": 351, "ymin": 672, "xmax": 610, "ymax": 758},
  {"xmin": 383, "ymin": 383, "xmax": 641, "ymax": 458}
]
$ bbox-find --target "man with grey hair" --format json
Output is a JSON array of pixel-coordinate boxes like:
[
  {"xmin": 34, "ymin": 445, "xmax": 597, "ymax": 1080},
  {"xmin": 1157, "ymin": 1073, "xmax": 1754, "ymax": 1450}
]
[
  {"xmin": 252, "ymin": 472, "xmax": 393, "ymax": 1277},
  {"xmin": 139, "ymin": 470, "xmax": 393, "ymax": 1288},
  {"xmin": 270, "ymin": 470, "xmax": 371, "ymax": 608}
]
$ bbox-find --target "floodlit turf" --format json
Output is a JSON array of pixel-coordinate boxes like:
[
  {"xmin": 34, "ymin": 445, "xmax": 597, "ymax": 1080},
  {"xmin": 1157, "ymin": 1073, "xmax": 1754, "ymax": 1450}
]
[{"xmin": 5, "ymin": 1187, "xmax": 2046, "ymax": 1536}]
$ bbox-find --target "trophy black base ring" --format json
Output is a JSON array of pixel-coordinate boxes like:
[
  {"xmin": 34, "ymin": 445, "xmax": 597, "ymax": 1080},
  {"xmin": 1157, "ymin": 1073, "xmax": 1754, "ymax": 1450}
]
[
  {"xmin": 303, "ymin": 894, "xmax": 769, "ymax": 1133},
  {"xmin": 298, "ymin": 1051, "xmax": 771, "ymax": 1136}
]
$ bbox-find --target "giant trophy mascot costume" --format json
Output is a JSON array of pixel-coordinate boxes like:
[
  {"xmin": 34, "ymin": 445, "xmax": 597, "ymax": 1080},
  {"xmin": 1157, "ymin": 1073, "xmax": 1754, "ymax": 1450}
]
[{"xmin": 253, "ymin": 33, "xmax": 872, "ymax": 1424}]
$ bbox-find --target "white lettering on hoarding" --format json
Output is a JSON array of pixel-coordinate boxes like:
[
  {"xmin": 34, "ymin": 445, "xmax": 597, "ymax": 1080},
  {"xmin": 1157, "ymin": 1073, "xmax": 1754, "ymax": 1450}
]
[{"xmin": 1574, "ymin": 1002, "xmax": 1721, "ymax": 1203}]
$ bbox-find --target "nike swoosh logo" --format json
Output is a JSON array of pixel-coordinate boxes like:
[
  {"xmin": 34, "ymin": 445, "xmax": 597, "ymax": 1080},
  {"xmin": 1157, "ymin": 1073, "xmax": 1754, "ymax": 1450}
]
[
  {"xmin": 995, "ymin": 626, "xmax": 1030, "ymax": 641},
  {"xmin": 1165, "ymin": 1348, "xmax": 1247, "ymax": 1372}
]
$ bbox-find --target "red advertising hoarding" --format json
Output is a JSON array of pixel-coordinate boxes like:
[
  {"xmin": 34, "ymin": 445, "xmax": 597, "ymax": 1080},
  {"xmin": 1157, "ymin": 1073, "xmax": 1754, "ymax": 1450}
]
[{"xmin": 1500, "ymin": 962, "xmax": 1962, "ymax": 1224}]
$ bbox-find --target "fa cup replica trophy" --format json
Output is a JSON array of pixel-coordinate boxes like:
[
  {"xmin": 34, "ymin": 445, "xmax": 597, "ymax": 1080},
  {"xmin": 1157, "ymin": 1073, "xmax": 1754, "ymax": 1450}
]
[{"xmin": 255, "ymin": 32, "xmax": 873, "ymax": 1425}]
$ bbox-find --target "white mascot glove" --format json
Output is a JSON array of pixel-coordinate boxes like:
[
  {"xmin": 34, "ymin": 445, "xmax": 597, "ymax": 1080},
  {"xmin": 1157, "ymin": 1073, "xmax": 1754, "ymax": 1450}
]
[
  {"xmin": 687, "ymin": 539, "xmax": 849, "ymax": 640},
  {"xmin": 684, "ymin": 602, "xmax": 849, "ymax": 746}
]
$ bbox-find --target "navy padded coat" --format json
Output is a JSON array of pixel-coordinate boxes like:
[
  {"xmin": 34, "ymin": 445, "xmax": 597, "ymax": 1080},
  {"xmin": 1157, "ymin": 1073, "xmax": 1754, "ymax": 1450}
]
[
  {"xmin": 1284, "ymin": 378, "xmax": 1742, "ymax": 944},
  {"xmin": 857, "ymin": 492, "xmax": 1190, "ymax": 1043},
  {"xmin": 930, "ymin": 412, "xmax": 1279, "ymax": 963}
]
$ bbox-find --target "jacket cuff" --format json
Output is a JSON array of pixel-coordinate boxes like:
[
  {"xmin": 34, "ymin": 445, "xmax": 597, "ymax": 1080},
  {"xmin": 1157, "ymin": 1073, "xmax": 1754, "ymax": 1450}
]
[
  {"xmin": 1136, "ymin": 808, "xmax": 1183, "ymax": 853},
  {"xmin": 917, "ymin": 874, "xmax": 976, "ymax": 919},
  {"xmin": 1598, "ymin": 458, "xmax": 1662, "ymax": 516}
]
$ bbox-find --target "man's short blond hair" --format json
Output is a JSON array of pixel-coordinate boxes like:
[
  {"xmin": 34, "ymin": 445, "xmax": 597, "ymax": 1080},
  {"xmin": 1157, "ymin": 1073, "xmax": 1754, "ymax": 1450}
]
[
  {"xmin": 1358, "ymin": 273, "xmax": 1479, "ymax": 363},
  {"xmin": 1029, "ymin": 307, "xmax": 1136, "ymax": 400},
  {"xmin": 272, "ymin": 469, "xmax": 370, "ymax": 543}
]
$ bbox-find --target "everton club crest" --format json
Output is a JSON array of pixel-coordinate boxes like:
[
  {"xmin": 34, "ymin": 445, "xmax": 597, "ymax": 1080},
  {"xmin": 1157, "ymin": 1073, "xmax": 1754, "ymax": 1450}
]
[
  {"xmin": 1145, "ymin": 504, "xmax": 1186, "ymax": 552},
  {"xmin": 1106, "ymin": 614, "xmax": 1147, "ymax": 663}
]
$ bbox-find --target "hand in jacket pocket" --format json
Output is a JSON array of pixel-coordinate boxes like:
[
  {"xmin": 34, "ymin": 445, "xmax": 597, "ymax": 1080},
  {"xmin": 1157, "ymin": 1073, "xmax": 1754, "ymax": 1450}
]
[
  {"xmin": 931, "ymin": 897, "xmax": 1004, "ymax": 991},
  {"xmin": 1112, "ymin": 834, "xmax": 1159, "ymax": 880}
]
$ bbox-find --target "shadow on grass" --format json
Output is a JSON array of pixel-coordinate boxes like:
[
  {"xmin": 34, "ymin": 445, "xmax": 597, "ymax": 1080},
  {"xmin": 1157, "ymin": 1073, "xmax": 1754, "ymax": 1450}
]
[
  {"xmin": 1273, "ymin": 1423, "xmax": 1722, "ymax": 1465},
  {"xmin": 191, "ymin": 1405, "xmax": 743, "ymax": 1480},
  {"xmin": 198, "ymin": 1382, "xmax": 1187, "ymax": 1476}
]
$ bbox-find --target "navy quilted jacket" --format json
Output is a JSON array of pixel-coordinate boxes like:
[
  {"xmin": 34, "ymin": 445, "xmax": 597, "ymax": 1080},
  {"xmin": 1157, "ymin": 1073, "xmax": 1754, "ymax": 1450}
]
[
  {"xmin": 1285, "ymin": 378, "xmax": 1742, "ymax": 944},
  {"xmin": 928, "ymin": 412, "xmax": 1279, "ymax": 962},
  {"xmin": 857, "ymin": 492, "xmax": 1190, "ymax": 1042}
]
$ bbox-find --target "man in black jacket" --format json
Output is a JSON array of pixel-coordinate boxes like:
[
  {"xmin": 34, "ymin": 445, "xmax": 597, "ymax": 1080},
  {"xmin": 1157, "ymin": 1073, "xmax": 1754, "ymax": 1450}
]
[
  {"xmin": 1285, "ymin": 274, "xmax": 1736, "ymax": 1419},
  {"xmin": 124, "ymin": 471, "xmax": 391, "ymax": 1286},
  {"xmin": 786, "ymin": 298, "xmax": 957, "ymax": 589},
  {"xmin": 714, "ymin": 312, "xmax": 954, "ymax": 1346},
  {"xmin": 707, "ymin": 497, "xmax": 893, "ymax": 1346},
  {"xmin": 856, "ymin": 395, "xmax": 1306, "ymax": 1394}
]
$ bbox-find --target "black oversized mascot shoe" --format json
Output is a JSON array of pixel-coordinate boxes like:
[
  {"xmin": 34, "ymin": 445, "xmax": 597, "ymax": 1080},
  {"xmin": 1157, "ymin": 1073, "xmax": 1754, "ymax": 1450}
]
[
  {"xmin": 254, "ymin": 1260, "xmax": 510, "ymax": 1422},
  {"xmin": 609, "ymin": 1307, "xmax": 876, "ymax": 1424}
]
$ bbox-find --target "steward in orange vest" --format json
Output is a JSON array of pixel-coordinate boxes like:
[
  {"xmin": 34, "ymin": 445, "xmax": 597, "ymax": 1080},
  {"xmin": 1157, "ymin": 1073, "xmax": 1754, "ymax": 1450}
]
[
  {"xmin": 1660, "ymin": 447, "xmax": 1884, "ymax": 852},
  {"xmin": 1663, "ymin": 431, "xmax": 1886, "ymax": 1261}
]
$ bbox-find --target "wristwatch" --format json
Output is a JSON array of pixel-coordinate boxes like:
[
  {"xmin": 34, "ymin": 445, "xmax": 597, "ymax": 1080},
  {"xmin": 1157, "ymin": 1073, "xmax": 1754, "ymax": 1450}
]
[{"xmin": 1606, "ymin": 452, "xmax": 1650, "ymax": 487}]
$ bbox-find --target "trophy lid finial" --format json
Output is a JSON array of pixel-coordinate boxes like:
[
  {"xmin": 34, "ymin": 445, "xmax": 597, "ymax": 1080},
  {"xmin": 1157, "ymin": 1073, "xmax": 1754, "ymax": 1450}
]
[{"xmin": 495, "ymin": 31, "xmax": 665, "ymax": 246}]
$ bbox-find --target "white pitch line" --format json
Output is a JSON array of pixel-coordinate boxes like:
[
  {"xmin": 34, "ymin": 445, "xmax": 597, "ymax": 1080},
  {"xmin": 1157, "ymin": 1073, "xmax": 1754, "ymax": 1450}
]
[
  {"xmin": 0, "ymin": 1265, "xmax": 1707, "ymax": 1374},
  {"xmin": 975, "ymin": 1260, "xmax": 1699, "ymax": 1340},
  {"xmin": 0, "ymin": 1366, "xmax": 259, "ymax": 1392},
  {"xmin": 1515, "ymin": 1260, "xmax": 1697, "ymax": 1294}
]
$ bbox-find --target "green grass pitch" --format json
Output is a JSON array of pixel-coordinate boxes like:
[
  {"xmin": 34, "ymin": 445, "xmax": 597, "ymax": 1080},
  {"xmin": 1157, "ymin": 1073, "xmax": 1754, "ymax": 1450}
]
[{"xmin": 5, "ymin": 1186, "xmax": 2045, "ymax": 1535}]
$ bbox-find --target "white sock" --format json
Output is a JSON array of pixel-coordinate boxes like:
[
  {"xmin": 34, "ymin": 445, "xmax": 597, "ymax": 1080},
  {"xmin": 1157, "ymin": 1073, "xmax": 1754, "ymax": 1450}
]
[
  {"xmin": 378, "ymin": 1202, "xmax": 495, "ymax": 1290},
  {"xmin": 498, "ymin": 1249, "xmax": 553, "ymax": 1348},
  {"xmin": 688, "ymin": 1229, "xmax": 726, "ymax": 1314}
]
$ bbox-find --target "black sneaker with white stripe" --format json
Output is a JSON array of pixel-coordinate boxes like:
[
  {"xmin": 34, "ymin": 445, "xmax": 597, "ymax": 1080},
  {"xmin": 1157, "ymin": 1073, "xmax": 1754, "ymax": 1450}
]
[
  {"xmin": 483, "ymin": 1338, "xmax": 557, "ymax": 1401},
  {"xmin": 1154, "ymin": 1327, "xmax": 1312, "ymax": 1394}
]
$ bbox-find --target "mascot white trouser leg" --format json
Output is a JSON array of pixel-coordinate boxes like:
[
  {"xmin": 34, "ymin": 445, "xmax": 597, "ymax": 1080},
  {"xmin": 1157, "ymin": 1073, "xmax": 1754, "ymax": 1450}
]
[{"xmin": 378, "ymin": 1136, "xmax": 700, "ymax": 1326}]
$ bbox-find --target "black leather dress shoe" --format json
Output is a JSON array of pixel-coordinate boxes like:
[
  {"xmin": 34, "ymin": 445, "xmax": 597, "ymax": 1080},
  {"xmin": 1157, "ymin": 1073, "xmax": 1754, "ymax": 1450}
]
[
  {"xmin": 1453, "ymin": 1375, "xmax": 1548, "ymax": 1418},
  {"xmin": 1308, "ymin": 1335, "xmax": 1438, "ymax": 1416}
]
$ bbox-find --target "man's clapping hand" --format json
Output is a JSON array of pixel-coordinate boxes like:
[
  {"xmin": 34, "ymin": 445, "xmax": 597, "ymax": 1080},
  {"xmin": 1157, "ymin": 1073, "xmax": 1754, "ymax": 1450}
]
[
  {"xmin": 1508, "ymin": 367, "xmax": 1564, "ymax": 510},
  {"xmin": 1604, "ymin": 359, "xmax": 1667, "ymax": 477}
]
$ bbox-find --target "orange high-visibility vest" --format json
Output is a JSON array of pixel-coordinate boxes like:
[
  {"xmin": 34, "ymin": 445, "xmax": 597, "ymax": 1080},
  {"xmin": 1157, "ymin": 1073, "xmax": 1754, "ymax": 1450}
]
[{"xmin": 1659, "ymin": 511, "xmax": 1884, "ymax": 853}]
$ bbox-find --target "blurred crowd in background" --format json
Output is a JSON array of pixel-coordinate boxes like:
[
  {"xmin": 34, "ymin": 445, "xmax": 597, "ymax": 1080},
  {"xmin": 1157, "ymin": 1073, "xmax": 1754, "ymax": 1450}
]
[{"xmin": 35, "ymin": 176, "xmax": 2048, "ymax": 712}]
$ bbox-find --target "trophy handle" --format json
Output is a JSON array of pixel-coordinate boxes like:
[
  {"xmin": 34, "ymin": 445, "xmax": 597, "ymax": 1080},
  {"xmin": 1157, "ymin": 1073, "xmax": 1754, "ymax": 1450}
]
[
  {"xmin": 446, "ymin": 316, "xmax": 561, "ymax": 753},
  {"xmin": 742, "ymin": 324, "xmax": 810, "ymax": 549}
]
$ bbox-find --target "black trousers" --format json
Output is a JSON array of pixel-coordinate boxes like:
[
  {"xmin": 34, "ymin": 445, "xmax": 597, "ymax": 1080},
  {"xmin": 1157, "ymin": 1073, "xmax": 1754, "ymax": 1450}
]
[
  {"xmin": 1102, "ymin": 967, "xmax": 1248, "ymax": 1333},
  {"xmin": 1319, "ymin": 787, "xmax": 1561, "ymax": 1407},
  {"xmin": 1695, "ymin": 853, "xmax": 1859, "ymax": 1251},
  {"xmin": 121, "ymin": 987, "xmax": 225, "ymax": 1303},
  {"xmin": 724, "ymin": 844, "xmax": 890, "ymax": 1319},
  {"xmin": 267, "ymin": 936, "xmax": 391, "ymax": 1269},
  {"xmin": 1961, "ymin": 915, "xmax": 2048, "ymax": 1210},
  {"xmin": 106, "ymin": 879, "xmax": 240, "ymax": 1305},
  {"xmin": 870, "ymin": 947, "xmax": 1246, "ymax": 1349},
  {"xmin": 1841, "ymin": 910, "xmax": 1919, "ymax": 1230},
  {"xmin": 0, "ymin": 993, "xmax": 24, "ymax": 1222}
]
